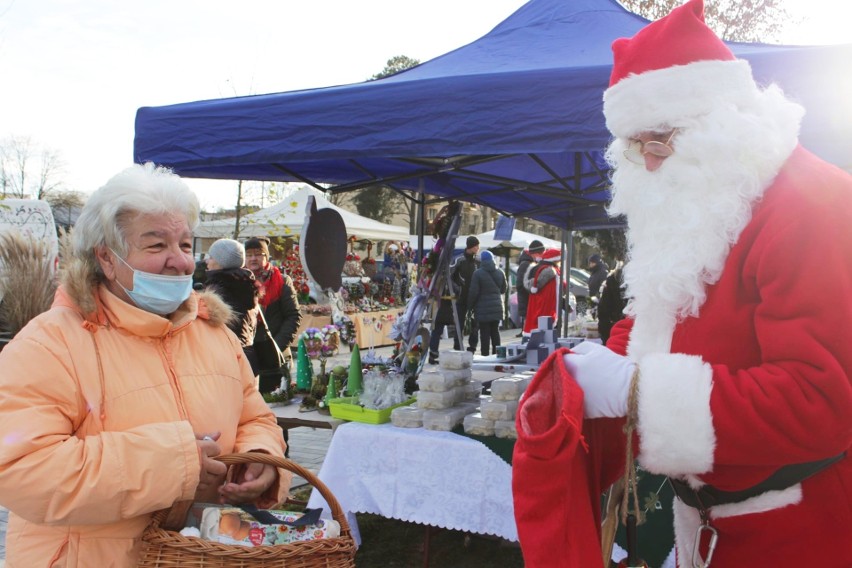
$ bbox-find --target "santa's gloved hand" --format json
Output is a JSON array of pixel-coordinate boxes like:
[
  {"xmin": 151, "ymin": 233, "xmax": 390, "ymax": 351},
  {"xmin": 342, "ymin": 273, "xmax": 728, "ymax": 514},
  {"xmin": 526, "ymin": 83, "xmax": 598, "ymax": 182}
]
[{"xmin": 562, "ymin": 341, "xmax": 634, "ymax": 418}]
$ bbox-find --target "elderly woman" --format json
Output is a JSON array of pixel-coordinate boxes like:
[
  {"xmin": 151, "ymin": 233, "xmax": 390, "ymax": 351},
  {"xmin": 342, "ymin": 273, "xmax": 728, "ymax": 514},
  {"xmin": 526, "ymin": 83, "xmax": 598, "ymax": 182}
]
[{"xmin": 0, "ymin": 163, "xmax": 289, "ymax": 566}]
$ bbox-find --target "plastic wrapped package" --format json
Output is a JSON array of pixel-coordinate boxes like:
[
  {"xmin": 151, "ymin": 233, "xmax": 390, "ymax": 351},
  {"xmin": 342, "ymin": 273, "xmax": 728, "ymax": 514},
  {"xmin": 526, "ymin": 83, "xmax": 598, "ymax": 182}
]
[
  {"xmin": 463, "ymin": 412, "xmax": 495, "ymax": 436},
  {"xmin": 464, "ymin": 382, "xmax": 482, "ymax": 401},
  {"xmin": 490, "ymin": 376, "xmax": 528, "ymax": 401},
  {"xmin": 415, "ymin": 389, "xmax": 457, "ymax": 410},
  {"xmin": 457, "ymin": 400, "xmax": 480, "ymax": 415},
  {"xmin": 439, "ymin": 350, "xmax": 473, "ymax": 370},
  {"xmin": 390, "ymin": 404, "xmax": 425, "ymax": 428},
  {"xmin": 480, "ymin": 399, "xmax": 519, "ymax": 421},
  {"xmin": 422, "ymin": 407, "xmax": 469, "ymax": 431},
  {"xmin": 494, "ymin": 419, "xmax": 518, "ymax": 439},
  {"xmin": 416, "ymin": 370, "xmax": 455, "ymax": 393},
  {"xmin": 440, "ymin": 367, "xmax": 473, "ymax": 385},
  {"xmin": 453, "ymin": 385, "xmax": 466, "ymax": 404}
]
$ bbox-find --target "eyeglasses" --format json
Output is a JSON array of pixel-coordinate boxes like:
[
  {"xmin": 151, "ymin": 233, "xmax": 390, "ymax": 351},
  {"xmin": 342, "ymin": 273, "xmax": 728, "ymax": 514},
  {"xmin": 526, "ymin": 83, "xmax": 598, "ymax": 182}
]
[
  {"xmin": 623, "ymin": 128, "xmax": 678, "ymax": 165},
  {"xmin": 245, "ymin": 252, "xmax": 267, "ymax": 259}
]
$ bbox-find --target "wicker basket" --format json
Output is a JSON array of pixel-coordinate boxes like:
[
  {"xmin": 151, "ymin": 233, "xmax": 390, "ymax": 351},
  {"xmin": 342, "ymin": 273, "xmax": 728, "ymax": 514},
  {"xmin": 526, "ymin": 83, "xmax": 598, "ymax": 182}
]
[{"xmin": 138, "ymin": 453, "xmax": 356, "ymax": 567}]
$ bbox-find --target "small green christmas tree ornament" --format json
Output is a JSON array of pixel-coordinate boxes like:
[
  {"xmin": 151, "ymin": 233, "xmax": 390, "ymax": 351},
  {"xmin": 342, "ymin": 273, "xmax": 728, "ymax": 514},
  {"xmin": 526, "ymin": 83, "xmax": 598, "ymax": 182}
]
[
  {"xmin": 347, "ymin": 343, "xmax": 363, "ymax": 395},
  {"xmin": 296, "ymin": 338, "xmax": 313, "ymax": 391},
  {"xmin": 325, "ymin": 365, "xmax": 346, "ymax": 406}
]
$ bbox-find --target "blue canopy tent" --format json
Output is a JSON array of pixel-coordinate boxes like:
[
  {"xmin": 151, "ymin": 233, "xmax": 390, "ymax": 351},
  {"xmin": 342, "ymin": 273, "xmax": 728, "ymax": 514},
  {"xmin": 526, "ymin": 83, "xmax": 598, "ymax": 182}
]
[{"xmin": 134, "ymin": 0, "xmax": 852, "ymax": 231}]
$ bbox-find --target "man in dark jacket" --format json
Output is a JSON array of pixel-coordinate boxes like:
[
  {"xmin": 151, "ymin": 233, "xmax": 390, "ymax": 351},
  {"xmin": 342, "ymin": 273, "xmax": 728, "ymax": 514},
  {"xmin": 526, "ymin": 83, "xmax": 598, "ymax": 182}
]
[
  {"xmin": 516, "ymin": 240, "xmax": 545, "ymax": 334},
  {"xmin": 586, "ymin": 253, "xmax": 609, "ymax": 300},
  {"xmin": 427, "ymin": 278, "xmax": 462, "ymax": 365},
  {"xmin": 451, "ymin": 236, "xmax": 480, "ymax": 353},
  {"xmin": 596, "ymin": 263, "xmax": 627, "ymax": 345}
]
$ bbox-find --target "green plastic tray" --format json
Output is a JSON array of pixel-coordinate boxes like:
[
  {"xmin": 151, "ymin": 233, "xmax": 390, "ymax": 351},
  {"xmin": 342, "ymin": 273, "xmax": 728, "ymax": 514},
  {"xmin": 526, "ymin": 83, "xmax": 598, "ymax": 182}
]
[{"xmin": 327, "ymin": 396, "xmax": 416, "ymax": 424}]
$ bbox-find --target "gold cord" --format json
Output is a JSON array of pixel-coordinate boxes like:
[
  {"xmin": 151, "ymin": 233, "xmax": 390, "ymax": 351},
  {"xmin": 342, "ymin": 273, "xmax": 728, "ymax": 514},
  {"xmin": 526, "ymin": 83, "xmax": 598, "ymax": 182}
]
[{"xmin": 621, "ymin": 366, "xmax": 642, "ymax": 526}]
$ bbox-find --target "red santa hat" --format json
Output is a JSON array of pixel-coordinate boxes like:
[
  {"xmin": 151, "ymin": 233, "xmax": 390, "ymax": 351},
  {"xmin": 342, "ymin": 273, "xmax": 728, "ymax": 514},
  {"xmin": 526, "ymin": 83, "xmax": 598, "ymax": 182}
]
[
  {"xmin": 541, "ymin": 248, "xmax": 561, "ymax": 263},
  {"xmin": 603, "ymin": 0, "xmax": 760, "ymax": 138}
]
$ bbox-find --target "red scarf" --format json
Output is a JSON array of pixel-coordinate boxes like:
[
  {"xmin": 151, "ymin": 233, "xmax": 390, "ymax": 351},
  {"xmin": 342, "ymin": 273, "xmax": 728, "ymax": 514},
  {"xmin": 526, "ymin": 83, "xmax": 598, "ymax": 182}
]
[{"xmin": 256, "ymin": 264, "xmax": 284, "ymax": 308}]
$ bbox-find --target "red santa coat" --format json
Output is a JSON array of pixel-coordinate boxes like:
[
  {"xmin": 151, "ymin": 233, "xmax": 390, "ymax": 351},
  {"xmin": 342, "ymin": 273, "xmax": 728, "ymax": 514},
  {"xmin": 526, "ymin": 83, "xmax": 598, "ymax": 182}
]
[
  {"xmin": 616, "ymin": 147, "xmax": 852, "ymax": 567},
  {"xmin": 523, "ymin": 263, "xmax": 561, "ymax": 333}
]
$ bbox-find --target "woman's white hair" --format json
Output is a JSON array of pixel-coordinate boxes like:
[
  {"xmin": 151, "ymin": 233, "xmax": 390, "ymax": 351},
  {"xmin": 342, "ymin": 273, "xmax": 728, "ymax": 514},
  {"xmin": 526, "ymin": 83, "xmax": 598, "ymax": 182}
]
[{"xmin": 72, "ymin": 162, "xmax": 200, "ymax": 274}]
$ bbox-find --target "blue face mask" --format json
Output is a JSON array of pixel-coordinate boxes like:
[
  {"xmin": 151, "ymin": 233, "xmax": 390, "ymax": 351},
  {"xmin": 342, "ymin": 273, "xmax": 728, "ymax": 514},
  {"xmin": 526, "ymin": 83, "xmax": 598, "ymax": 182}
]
[{"xmin": 112, "ymin": 250, "xmax": 193, "ymax": 315}]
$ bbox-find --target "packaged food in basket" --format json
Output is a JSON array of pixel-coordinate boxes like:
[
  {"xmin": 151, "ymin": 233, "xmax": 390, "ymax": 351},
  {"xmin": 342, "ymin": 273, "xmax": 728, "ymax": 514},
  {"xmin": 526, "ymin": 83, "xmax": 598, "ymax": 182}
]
[
  {"xmin": 422, "ymin": 407, "xmax": 469, "ymax": 431},
  {"xmin": 463, "ymin": 412, "xmax": 496, "ymax": 436},
  {"xmin": 416, "ymin": 370, "xmax": 455, "ymax": 392},
  {"xmin": 494, "ymin": 419, "xmax": 518, "ymax": 439},
  {"xmin": 186, "ymin": 503, "xmax": 340, "ymax": 546},
  {"xmin": 414, "ymin": 389, "xmax": 456, "ymax": 409},
  {"xmin": 391, "ymin": 404, "xmax": 424, "ymax": 428},
  {"xmin": 480, "ymin": 399, "xmax": 520, "ymax": 421},
  {"xmin": 490, "ymin": 376, "xmax": 529, "ymax": 401},
  {"xmin": 440, "ymin": 367, "xmax": 473, "ymax": 385},
  {"xmin": 439, "ymin": 349, "xmax": 473, "ymax": 369},
  {"xmin": 188, "ymin": 504, "xmax": 340, "ymax": 547}
]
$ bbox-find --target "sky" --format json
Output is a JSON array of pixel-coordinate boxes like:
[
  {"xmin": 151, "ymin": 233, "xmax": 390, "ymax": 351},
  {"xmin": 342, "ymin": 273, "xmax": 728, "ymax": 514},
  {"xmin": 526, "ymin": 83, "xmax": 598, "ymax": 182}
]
[{"xmin": 1, "ymin": 0, "xmax": 850, "ymax": 212}]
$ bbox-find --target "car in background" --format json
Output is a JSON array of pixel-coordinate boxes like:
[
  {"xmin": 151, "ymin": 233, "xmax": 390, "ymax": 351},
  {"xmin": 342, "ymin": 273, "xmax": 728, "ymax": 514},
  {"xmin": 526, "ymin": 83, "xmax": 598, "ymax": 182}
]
[{"xmin": 569, "ymin": 267, "xmax": 590, "ymax": 288}]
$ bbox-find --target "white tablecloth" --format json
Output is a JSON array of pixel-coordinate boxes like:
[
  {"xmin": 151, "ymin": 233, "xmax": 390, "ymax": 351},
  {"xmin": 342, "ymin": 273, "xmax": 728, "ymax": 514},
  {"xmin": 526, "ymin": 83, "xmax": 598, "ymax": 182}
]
[{"xmin": 307, "ymin": 422, "xmax": 517, "ymax": 544}]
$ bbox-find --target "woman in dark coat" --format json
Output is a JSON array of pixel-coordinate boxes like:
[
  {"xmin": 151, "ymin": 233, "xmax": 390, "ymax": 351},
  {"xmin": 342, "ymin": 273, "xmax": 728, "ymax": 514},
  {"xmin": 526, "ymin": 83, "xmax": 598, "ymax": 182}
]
[
  {"xmin": 204, "ymin": 238, "xmax": 262, "ymax": 375},
  {"xmin": 467, "ymin": 250, "xmax": 507, "ymax": 356}
]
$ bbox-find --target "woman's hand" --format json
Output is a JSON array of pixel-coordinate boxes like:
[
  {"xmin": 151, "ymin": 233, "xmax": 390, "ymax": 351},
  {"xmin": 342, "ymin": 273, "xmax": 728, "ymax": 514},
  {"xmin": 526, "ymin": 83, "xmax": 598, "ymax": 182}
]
[
  {"xmin": 195, "ymin": 432, "xmax": 227, "ymax": 492},
  {"xmin": 218, "ymin": 462, "xmax": 279, "ymax": 506}
]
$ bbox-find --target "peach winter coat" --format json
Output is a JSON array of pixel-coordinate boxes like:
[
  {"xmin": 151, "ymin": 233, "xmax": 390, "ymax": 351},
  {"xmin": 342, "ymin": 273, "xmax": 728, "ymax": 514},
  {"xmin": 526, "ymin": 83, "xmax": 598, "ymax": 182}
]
[{"xmin": 0, "ymin": 259, "xmax": 289, "ymax": 567}]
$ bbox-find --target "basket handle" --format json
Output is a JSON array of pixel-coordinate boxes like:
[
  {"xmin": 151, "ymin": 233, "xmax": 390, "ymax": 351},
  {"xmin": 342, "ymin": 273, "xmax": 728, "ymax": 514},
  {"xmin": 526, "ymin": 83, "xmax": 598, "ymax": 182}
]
[{"xmin": 150, "ymin": 452, "xmax": 350, "ymax": 534}]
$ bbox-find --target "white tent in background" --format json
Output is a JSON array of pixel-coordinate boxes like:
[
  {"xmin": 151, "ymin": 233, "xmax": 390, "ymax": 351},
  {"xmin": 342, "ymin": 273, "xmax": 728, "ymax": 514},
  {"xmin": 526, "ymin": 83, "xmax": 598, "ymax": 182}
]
[
  {"xmin": 475, "ymin": 229, "xmax": 561, "ymax": 252},
  {"xmin": 194, "ymin": 186, "xmax": 409, "ymax": 242}
]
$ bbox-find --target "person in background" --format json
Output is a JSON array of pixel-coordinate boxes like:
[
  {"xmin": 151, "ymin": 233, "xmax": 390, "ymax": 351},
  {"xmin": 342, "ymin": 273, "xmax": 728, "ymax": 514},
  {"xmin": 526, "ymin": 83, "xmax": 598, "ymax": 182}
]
[
  {"xmin": 522, "ymin": 248, "xmax": 562, "ymax": 334},
  {"xmin": 427, "ymin": 277, "xmax": 462, "ymax": 365},
  {"xmin": 383, "ymin": 241, "xmax": 409, "ymax": 302},
  {"xmin": 204, "ymin": 238, "xmax": 261, "ymax": 375},
  {"xmin": 467, "ymin": 250, "xmax": 507, "ymax": 357},
  {"xmin": 515, "ymin": 239, "xmax": 544, "ymax": 335},
  {"xmin": 451, "ymin": 235, "xmax": 480, "ymax": 353},
  {"xmin": 244, "ymin": 237, "xmax": 301, "ymax": 367},
  {"xmin": 596, "ymin": 262, "xmax": 627, "ymax": 345},
  {"xmin": 0, "ymin": 163, "xmax": 288, "ymax": 567},
  {"xmin": 561, "ymin": 1, "xmax": 851, "ymax": 565},
  {"xmin": 586, "ymin": 252, "xmax": 609, "ymax": 301}
]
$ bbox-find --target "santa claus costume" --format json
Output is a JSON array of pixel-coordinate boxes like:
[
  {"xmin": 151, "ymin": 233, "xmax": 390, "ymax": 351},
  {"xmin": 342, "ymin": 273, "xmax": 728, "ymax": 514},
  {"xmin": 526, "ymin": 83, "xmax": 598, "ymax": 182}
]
[
  {"xmin": 522, "ymin": 248, "xmax": 562, "ymax": 334},
  {"xmin": 580, "ymin": 0, "xmax": 852, "ymax": 566}
]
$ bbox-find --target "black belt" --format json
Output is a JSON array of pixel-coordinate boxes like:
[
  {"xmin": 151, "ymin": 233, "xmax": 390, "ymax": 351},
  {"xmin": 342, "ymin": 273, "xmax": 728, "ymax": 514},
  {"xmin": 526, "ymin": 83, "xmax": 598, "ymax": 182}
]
[{"xmin": 669, "ymin": 452, "xmax": 845, "ymax": 510}]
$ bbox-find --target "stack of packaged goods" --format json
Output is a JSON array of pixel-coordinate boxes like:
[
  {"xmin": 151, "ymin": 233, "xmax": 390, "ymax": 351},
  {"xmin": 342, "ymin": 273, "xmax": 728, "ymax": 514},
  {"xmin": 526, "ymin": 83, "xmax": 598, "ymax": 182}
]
[
  {"xmin": 391, "ymin": 349, "xmax": 481, "ymax": 431},
  {"xmin": 463, "ymin": 373, "xmax": 533, "ymax": 439}
]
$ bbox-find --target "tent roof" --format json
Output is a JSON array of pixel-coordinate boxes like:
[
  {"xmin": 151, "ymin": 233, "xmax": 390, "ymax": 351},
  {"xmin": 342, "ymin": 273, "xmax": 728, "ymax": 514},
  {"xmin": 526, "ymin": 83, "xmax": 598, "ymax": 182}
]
[
  {"xmin": 135, "ymin": 0, "xmax": 852, "ymax": 230},
  {"xmin": 194, "ymin": 186, "xmax": 409, "ymax": 242}
]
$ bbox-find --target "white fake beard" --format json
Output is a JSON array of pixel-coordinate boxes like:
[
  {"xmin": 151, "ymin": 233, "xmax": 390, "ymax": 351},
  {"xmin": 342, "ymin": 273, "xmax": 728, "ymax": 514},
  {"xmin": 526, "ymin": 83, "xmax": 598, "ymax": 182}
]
[{"xmin": 605, "ymin": 86, "xmax": 802, "ymax": 355}]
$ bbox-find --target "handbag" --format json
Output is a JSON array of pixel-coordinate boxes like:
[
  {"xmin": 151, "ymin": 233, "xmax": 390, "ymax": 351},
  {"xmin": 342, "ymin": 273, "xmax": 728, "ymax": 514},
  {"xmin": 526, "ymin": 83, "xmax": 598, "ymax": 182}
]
[{"xmin": 253, "ymin": 308, "xmax": 286, "ymax": 372}]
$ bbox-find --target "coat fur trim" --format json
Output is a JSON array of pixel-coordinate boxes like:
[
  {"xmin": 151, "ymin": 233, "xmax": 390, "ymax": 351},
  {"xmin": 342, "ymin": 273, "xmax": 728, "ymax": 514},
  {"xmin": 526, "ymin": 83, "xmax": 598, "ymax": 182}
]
[
  {"xmin": 637, "ymin": 352, "xmax": 715, "ymax": 475},
  {"xmin": 604, "ymin": 59, "xmax": 758, "ymax": 137}
]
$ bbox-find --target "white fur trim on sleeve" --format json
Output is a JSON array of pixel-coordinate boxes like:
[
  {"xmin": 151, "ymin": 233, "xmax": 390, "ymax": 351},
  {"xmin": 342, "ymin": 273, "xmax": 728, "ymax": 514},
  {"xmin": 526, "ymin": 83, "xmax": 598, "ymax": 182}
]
[
  {"xmin": 603, "ymin": 60, "xmax": 758, "ymax": 138},
  {"xmin": 636, "ymin": 352, "xmax": 715, "ymax": 475}
]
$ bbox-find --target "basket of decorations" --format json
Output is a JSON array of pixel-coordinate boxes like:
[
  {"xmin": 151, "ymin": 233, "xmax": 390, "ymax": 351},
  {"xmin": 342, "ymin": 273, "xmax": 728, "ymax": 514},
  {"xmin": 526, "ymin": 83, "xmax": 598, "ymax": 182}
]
[{"xmin": 138, "ymin": 453, "xmax": 356, "ymax": 568}]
